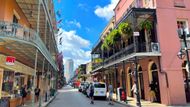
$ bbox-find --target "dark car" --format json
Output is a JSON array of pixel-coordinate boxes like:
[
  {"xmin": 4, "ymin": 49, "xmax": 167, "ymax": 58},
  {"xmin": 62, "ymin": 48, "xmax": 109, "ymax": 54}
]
[{"xmin": 82, "ymin": 83, "xmax": 89, "ymax": 95}]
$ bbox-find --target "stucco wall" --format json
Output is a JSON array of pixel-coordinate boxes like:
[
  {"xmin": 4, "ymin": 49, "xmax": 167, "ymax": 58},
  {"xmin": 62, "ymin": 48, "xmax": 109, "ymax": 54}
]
[
  {"xmin": 3, "ymin": 0, "xmax": 30, "ymax": 27},
  {"xmin": 156, "ymin": 0, "xmax": 189, "ymax": 105}
]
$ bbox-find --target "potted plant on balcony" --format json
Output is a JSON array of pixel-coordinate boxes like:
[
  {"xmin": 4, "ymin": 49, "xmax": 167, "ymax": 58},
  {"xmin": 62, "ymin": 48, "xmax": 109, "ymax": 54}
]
[
  {"xmin": 118, "ymin": 22, "xmax": 132, "ymax": 48},
  {"xmin": 139, "ymin": 20, "xmax": 153, "ymax": 51},
  {"xmin": 109, "ymin": 29, "xmax": 121, "ymax": 51}
]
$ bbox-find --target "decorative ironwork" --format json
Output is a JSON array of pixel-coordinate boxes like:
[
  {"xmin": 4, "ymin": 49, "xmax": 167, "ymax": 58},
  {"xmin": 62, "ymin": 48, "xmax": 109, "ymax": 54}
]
[{"xmin": 0, "ymin": 21, "xmax": 57, "ymax": 70}]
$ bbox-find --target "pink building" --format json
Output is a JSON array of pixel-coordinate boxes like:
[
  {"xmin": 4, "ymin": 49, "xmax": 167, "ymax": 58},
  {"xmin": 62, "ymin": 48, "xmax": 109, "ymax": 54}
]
[{"xmin": 91, "ymin": 0, "xmax": 190, "ymax": 106}]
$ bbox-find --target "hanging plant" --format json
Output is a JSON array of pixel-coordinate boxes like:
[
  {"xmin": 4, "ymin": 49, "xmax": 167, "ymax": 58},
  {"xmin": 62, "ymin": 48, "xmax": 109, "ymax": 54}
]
[
  {"xmin": 118, "ymin": 22, "xmax": 133, "ymax": 40},
  {"xmin": 139, "ymin": 20, "xmax": 153, "ymax": 31},
  {"xmin": 139, "ymin": 20, "xmax": 153, "ymax": 51},
  {"xmin": 109, "ymin": 29, "xmax": 121, "ymax": 45}
]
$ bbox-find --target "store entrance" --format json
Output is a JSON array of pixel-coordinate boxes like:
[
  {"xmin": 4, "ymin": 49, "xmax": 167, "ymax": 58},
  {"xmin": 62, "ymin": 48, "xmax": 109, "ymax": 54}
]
[
  {"xmin": 138, "ymin": 66, "xmax": 145, "ymax": 99},
  {"xmin": 150, "ymin": 63, "xmax": 161, "ymax": 103},
  {"xmin": 182, "ymin": 61, "xmax": 190, "ymax": 102}
]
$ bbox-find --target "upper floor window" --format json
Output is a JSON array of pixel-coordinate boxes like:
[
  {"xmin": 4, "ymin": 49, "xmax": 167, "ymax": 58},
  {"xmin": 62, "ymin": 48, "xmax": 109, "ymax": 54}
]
[
  {"xmin": 177, "ymin": 20, "xmax": 189, "ymax": 37},
  {"xmin": 13, "ymin": 15, "xmax": 18, "ymax": 24},
  {"xmin": 143, "ymin": 0, "xmax": 156, "ymax": 8},
  {"xmin": 174, "ymin": 0, "xmax": 185, "ymax": 8}
]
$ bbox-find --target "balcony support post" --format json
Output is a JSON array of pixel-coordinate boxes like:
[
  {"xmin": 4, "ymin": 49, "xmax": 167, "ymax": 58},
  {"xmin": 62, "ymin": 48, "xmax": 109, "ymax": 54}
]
[{"xmin": 32, "ymin": 49, "xmax": 38, "ymax": 107}]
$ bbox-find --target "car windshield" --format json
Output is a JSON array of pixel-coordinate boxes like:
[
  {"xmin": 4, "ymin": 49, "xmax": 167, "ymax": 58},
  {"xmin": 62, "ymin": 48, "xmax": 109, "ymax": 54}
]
[{"xmin": 94, "ymin": 83, "xmax": 105, "ymax": 88}]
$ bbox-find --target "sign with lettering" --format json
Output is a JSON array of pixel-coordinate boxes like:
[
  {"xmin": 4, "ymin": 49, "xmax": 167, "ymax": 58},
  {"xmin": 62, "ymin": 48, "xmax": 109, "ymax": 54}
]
[
  {"xmin": 133, "ymin": 32, "xmax": 140, "ymax": 36},
  {"xmin": 6, "ymin": 56, "xmax": 15, "ymax": 65}
]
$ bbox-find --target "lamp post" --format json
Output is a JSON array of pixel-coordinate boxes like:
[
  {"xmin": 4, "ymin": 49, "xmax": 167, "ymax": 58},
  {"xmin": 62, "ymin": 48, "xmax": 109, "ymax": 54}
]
[
  {"xmin": 177, "ymin": 27, "xmax": 190, "ymax": 92},
  {"xmin": 134, "ymin": 57, "xmax": 141, "ymax": 107},
  {"xmin": 133, "ymin": 31, "xmax": 141, "ymax": 107}
]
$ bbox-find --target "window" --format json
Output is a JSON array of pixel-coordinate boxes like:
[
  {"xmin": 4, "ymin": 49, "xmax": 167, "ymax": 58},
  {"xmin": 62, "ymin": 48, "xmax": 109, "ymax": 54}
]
[
  {"xmin": 94, "ymin": 83, "xmax": 105, "ymax": 88},
  {"xmin": 13, "ymin": 15, "xmax": 18, "ymax": 24},
  {"xmin": 174, "ymin": 0, "xmax": 185, "ymax": 8},
  {"xmin": 177, "ymin": 20, "xmax": 189, "ymax": 37}
]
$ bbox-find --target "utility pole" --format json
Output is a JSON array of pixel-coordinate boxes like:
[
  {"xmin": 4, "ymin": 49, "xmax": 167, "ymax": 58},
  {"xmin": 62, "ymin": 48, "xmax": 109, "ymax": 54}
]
[{"xmin": 134, "ymin": 56, "xmax": 141, "ymax": 107}]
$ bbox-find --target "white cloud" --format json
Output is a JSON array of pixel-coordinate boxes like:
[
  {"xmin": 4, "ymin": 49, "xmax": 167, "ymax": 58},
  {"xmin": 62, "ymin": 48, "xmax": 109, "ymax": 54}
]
[
  {"xmin": 94, "ymin": 0, "xmax": 119, "ymax": 20},
  {"xmin": 66, "ymin": 20, "xmax": 81, "ymax": 28},
  {"xmin": 57, "ymin": 29, "xmax": 91, "ymax": 69}
]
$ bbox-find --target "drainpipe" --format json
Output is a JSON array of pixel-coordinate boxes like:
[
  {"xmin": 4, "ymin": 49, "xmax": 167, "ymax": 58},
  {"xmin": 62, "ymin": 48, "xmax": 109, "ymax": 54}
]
[{"xmin": 157, "ymin": 56, "xmax": 169, "ymax": 88}]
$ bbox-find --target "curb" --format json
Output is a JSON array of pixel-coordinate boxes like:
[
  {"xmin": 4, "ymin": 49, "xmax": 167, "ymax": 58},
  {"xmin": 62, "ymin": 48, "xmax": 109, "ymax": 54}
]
[
  {"xmin": 114, "ymin": 100, "xmax": 135, "ymax": 107},
  {"xmin": 43, "ymin": 92, "xmax": 58, "ymax": 107}
]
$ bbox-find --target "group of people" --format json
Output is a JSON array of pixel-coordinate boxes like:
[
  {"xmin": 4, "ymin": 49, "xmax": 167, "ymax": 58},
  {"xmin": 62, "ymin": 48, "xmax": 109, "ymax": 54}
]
[
  {"xmin": 20, "ymin": 85, "xmax": 41, "ymax": 106},
  {"xmin": 88, "ymin": 83, "xmax": 114, "ymax": 105},
  {"xmin": 131, "ymin": 81, "xmax": 158, "ymax": 102}
]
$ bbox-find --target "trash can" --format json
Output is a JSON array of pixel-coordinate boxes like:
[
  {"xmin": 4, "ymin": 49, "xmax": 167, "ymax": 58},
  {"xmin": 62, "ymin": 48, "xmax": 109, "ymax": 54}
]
[{"xmin": 117, "ymin": 87, "xmax": 126, "ymax": 101}]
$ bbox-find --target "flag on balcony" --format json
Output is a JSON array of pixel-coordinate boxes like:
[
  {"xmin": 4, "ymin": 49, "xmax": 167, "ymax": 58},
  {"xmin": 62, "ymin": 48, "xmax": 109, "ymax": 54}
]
[
  {"xmin": 59, "ymin": 37, "xmax": 63, "ymax": 45},
  {"xmin": 57, "ymin": 19, "xmax": 63, "ymax": 24},
  {"xmin": 56, "ymin": 10, "xmax": 61, "ymax": 18},
  {"xmin": 59, "ymin": 32, "xmax": 63, "ymax": 36}
]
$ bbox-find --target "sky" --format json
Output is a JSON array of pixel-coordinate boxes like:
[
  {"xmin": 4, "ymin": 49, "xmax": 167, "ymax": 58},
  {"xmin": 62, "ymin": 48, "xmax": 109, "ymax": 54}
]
[{"xmin": 54, "ymin": 0, "xmax": 119, "ymax": 69}]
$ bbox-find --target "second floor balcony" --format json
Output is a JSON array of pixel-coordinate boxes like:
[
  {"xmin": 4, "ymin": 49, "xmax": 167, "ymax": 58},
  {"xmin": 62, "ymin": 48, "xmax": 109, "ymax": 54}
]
[
  {"xmin": 91, "ymin": 8, "xmax": 160, "ymax": 72},
  {"xmin": 0, "ymin": 21, "xmax": 58, "ymax": 70}
]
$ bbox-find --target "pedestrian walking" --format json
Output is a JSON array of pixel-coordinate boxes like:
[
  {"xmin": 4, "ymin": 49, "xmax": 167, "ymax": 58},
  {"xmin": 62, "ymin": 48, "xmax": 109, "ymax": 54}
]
[
  {"xmin": 108, "ymin": 84, "xmax": 114, "ymax": 105},
  {"xmin": 35, "ymin": 87, "xmax": 41, "ymax": 102},
  {"xmin": 20, "ymin": 85, "xmax": 27, "ymax": 106},
  {"xmin": 131, "ymin": 83, "xmax": 137, "ymax": 100},
  {"xmin": 89, "ymin": 83, "xmax": 94, "ymax": 104},
  {"xmin": 149, "ymin": 81, "xmax": 157, "ymax": 102}
]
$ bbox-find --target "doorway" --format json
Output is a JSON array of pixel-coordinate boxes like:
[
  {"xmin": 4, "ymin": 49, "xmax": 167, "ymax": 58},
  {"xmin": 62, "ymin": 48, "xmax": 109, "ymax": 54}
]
[
  {"xmin": 138, "ymin": 66, "xmax": 145, "ymax": 99},
  {"xmin": 182, "ymin": 61, "xmax": 190, "ymax": 102},
  {"xmin": 128, "ymin": 69, "xmax": 133, "ymax": 97},
  {"xmin": 150, "ymin": 63, "xmax": 161, "ymax": 103}
]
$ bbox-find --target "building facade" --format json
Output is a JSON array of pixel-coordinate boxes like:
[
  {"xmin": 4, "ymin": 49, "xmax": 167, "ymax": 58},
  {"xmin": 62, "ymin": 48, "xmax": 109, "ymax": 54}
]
[
  {"xmin": 65, "ymin": 59, "xmax": 74, "ymax": 82},
  {"xmin": 91, "ymin": 0, "xmax": 190, "ymax": 106},
  {"xmin": 0, "ymin": 0, "xmax": 58, "ymax": 106}
]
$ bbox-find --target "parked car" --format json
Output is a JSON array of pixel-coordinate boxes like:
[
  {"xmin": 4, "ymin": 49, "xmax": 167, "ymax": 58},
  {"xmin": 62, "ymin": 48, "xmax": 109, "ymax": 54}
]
[
  {"xmin": 78, "ymin": 82, "xmax": 85, "ymax": 92},
  {"xmin": 87, "ymin": 82, "xmax": 107, "ymax": 99},
  {"xmin": 82, "ymin": 82, "xmax": 89, "ymax": 95}
]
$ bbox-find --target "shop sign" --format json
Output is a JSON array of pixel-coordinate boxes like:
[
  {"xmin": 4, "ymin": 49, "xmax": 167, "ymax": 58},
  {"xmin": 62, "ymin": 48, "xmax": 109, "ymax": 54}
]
[
  {"xmin": 133, "ymin": 32, "xmax": 140, "ymax": 36},
  {"xmin": 6, "ymin": 56, "xmax": 16, "ymax": 65}
]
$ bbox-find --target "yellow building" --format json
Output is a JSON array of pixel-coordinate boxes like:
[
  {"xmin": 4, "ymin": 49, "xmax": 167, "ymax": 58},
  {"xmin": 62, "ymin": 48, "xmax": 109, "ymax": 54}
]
[{"xmin": 0, "ymin": 0, "xmax": 58, "ymax": 106}]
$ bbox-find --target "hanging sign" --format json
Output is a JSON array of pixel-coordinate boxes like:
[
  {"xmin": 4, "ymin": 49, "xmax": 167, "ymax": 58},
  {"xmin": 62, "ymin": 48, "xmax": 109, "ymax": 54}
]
[
  {"xmin": 133, "ymin": 32, "xmax": 140, "ymax": 36},
  {"xmin": 6, "ymin": 56, "xmax": 16, "ymax": 65}
]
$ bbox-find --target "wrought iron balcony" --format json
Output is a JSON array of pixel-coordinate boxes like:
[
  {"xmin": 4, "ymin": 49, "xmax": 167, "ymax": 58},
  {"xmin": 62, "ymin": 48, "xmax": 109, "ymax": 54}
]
[
  {"xmin": 92, "ymin": 42, "xmax": 161, "ymax": 71},
  {"xmin": 0, "ymin": 21, "xmax": 58, "ymax": 70}
]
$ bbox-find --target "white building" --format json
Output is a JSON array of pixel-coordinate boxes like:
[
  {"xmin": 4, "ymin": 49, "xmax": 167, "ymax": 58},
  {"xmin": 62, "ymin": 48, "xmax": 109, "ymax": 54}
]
[{"xmin": 65, "ymin": 59, "xmax": 74, "ymax": 82}]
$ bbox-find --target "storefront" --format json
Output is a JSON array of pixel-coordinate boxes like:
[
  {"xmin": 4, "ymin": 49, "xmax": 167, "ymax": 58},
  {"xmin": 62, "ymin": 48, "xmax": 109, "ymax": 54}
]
[{"xmin": 0, "ymin": 54, "xmax": 35, "ymax": 107}]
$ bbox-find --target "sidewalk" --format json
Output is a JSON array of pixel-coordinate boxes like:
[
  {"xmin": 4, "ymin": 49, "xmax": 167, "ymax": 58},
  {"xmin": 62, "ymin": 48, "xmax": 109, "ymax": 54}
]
[
  {"xmin": 20, "ymin": 93, "xmax": 58, "ymax": 107},
  {"xmin": 114, "ymin": 97, "xmax": 190, "ymax": 107}
]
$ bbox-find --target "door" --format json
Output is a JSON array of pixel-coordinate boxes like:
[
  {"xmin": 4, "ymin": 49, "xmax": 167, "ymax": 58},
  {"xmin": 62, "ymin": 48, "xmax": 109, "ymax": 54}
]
[{"xmin": 151, "ymin": 63, "xmax": 161, "ymax": 103}]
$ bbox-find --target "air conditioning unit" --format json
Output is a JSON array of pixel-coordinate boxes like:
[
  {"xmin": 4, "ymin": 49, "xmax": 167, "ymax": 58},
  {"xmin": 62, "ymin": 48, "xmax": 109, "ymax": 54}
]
[{"xmin": 151, "ymin": 42, "xmax": 160, "ymax": 52}]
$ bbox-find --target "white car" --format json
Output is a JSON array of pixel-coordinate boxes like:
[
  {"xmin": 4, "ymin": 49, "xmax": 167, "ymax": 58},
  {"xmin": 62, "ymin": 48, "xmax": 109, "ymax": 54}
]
[{"xmin": 87, "ymin": 82, "xmax": 107, "ymax": 99}]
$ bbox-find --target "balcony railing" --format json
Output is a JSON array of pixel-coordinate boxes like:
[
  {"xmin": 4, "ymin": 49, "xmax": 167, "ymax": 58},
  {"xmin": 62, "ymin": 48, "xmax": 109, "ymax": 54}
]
[
  {"xmin": 0, "ymin": 21, "xmax": 57, "ymax": 70},
  {"xmin": 92, "ymin": 42, "xmax": 160, "ymax": 70}
]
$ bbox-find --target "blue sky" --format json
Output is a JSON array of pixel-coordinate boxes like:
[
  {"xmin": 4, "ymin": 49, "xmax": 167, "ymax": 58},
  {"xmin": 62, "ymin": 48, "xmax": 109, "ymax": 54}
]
[{"xmin": 54, "ymin": 0, "xmax": 119, "ymax": 69}]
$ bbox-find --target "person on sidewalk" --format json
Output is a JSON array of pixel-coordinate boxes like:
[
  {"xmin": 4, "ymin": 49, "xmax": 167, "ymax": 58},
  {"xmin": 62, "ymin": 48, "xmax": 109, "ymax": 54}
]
[
  {"xmin": 35, "ymin": 87, "xmax": 41, "ymax": 102},
  {"xmin": 131, "ymin": 83, "xmax": 137, "ymax": 100},
  {"xmin": 149, "ymin": 81, "xmax": 157, "ymax": 102},
  {"xmin": 21, "ymin": 85, "xmax": 27, "ymax": 106},
  {"xmin": 108, "ymin": 84, "xmax": 114, "ymax": 105},
  {"xmin": 89, "ymin": 83, "xmax": 94, "ymax": 104}
]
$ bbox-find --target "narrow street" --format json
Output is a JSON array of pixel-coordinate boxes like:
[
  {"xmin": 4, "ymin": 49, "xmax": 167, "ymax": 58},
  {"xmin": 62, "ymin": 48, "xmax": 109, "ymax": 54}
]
[{"xmin": 48, "ymin": 86, "xmax": 127, "ymax": 107}]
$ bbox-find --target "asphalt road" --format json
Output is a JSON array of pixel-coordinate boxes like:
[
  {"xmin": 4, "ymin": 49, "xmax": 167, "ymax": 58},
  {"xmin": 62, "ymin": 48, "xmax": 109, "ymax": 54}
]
[{"xmin": 48, "ymin": 85, "xmax": 127, "ymax": 107}]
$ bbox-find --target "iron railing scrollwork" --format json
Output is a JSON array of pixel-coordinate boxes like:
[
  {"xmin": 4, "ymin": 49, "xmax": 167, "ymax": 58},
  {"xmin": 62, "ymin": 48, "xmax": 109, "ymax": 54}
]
[{"xmin": 0, "ymin": 21, "xmax": 57, "ymax": 70}]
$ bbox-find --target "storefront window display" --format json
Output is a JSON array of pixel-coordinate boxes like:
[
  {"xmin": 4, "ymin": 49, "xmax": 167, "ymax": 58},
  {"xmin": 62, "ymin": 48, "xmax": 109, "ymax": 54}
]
[{"xmin": 2, "ymin": 71, "xmax": 14, "ymax": 98}]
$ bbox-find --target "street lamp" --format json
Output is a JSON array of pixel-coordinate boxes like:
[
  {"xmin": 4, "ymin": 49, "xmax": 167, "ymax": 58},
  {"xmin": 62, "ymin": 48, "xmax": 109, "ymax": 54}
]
[
  {"xmin": 177, "ymin": 48, "xmax": 185, "ymax": 59},
  {"xmin": 177, "ymin": 27, "xmax": 190, "ymax": 92}
]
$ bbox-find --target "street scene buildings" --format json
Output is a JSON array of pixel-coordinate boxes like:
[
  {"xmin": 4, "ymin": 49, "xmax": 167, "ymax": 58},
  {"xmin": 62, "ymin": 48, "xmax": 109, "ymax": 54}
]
[
  {"xmin": 0, "ymin": 0, "xmax": 65, "ymax": 106},
  {"xmin": 91, "ymin": 0, "xmax": 190, "ymax": 106},
  {"xmin": 0, "ymin": 0, "xmax": 190, "ymax": 107}
]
